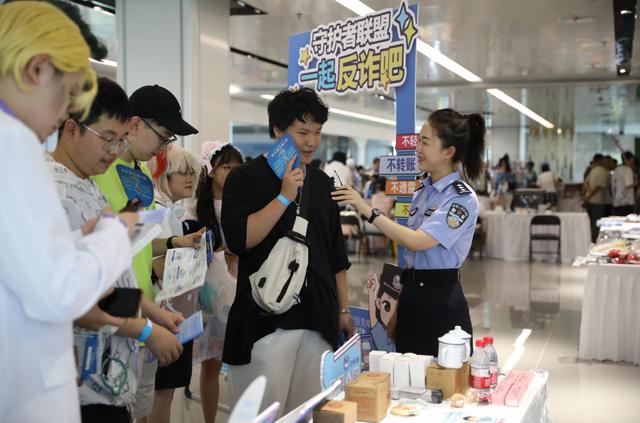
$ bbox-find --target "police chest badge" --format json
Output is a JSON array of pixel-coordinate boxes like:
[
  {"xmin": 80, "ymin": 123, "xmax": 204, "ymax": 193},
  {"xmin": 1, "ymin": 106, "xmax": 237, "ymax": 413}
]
[{"xmin": 447, "ymin": 203, "xmax": 469, "ymax": 229}]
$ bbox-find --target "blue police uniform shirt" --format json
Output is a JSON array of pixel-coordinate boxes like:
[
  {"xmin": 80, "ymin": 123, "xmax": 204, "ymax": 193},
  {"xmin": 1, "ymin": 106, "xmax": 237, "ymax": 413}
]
[{"xmin": 404, "ymin": 171, "xmax": 479, "ymax": 269}]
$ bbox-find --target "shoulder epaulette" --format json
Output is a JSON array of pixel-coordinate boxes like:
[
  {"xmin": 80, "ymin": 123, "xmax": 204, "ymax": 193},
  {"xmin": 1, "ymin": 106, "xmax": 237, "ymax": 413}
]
[{"xmin": 452, "ymin": 180, "xmax": 472, "ymax": 195}]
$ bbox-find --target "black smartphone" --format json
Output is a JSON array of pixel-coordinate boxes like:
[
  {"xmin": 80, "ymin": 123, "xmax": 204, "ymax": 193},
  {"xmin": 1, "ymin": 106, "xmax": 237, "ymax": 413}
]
[{"xmin": 98, "ymin": 287, "xmax": 142, "ymax": 317}]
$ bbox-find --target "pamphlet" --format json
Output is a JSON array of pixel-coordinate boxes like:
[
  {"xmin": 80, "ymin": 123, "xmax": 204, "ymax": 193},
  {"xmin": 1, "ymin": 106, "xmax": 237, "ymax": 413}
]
[
  {"xmin": 266, "ymin": 134, "xmax": 300, "ymax": 180},
  {"xmin": 116, "ymin": 164, "xmax": 154, "ymax": 207},
  {"xmin": 155, "ymin": 233, "xmax": 208, "ymax": 303}
]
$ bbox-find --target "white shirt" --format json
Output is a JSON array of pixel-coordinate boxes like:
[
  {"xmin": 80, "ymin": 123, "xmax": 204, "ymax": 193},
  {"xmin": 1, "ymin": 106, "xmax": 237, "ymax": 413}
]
[
  {"xmin": 323, "ymin": 160, "xmax": 354, "ymax": 188},
  {"xmin": 536, "ymin": 171, "xmax": 557, "ymax": 193},
  {"xmin": 613, "ymin": 165, "xmax": 635, "ymax": 207},
  {"xmin": 0, "ymin": 110, "xmax": 131, "ymax": 422},
  {"xmin": 48, "ymin": 157, "xmax": 139, "ymax": 407}
]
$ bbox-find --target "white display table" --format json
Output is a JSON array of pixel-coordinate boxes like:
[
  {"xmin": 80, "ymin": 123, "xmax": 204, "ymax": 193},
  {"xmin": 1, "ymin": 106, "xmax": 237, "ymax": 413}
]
[
  {"xmin": 483, "ymin": 211, "xmax": 590, "ymax": 263},
  {"xmin": 380, "ymin": 372, "xmax": 550, "ymax": 423},
  {"xmin": 579, "ymin": 264, "xmax": 640, "ymax": 365},
  {"xmin": 328, "ymin": 372, "xmax": 550, "ymax": 423}
]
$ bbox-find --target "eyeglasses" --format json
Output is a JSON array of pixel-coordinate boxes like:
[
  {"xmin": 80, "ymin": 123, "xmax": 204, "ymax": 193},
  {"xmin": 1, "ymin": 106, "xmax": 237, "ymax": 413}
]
[
  {"xmin": 82, "ymin": 124, "xmax": 130, "ymax": 153},
  {"xmin": 140, "ymin": 117, "xmax": 177, "ymax": 147}
]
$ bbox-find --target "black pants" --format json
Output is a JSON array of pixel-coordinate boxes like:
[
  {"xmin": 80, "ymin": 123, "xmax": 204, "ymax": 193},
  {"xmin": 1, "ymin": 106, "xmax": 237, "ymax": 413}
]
[
  {"xmin": 613, "ymin": 205, "xmax": 634, "ymax": 217},
  {"xmin": 395, "ymin": 268, "xmax": 473, "ymax": 356},
  {"xmin": 586, "ymin": 203, "xmax": 607, "ymax": 242},
  {"xmin": 81, "ymin": 404, "xmax": 130, "ymax": 423}
]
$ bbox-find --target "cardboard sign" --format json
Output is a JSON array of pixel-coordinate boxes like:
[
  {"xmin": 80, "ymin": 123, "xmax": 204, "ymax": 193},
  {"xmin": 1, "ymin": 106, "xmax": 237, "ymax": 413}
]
[
  {"xmin": 395, "ymin": 133, "xmax": 419, "ymax": 151},
  {"xmin": 267, "ymin": 134, "xmax": 300, "ymax": 180},
  {"xmin": 379, "ymin": 155, "xmax": 420, "ymax": 177},
  {"xmin": 385, "ymin": 179, "xmax": 419, "ymax": 196},
  {"xmin": 116, "ymin": 164, "xmax": 154, "ymax": 208},
  {"xmin": 395, "ymin": 202, "xmax": 412, "ymax": 219}
]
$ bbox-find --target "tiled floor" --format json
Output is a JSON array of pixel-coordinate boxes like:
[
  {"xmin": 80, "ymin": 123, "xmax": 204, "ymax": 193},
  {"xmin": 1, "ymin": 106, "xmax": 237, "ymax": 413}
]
[{"xmin": 170, "ymin": 256, "xmax": 640, "ymax": 423}]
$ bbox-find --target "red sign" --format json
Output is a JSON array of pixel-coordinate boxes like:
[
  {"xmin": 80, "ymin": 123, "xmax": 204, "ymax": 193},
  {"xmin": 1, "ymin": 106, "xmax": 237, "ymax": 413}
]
[
  {"xmin": 395, "ymin": 133, "xmax": 419, "ymax": 151},
  {"xmin": 385, "ymin": 179, "xmax": 420, "ymax": 196}
]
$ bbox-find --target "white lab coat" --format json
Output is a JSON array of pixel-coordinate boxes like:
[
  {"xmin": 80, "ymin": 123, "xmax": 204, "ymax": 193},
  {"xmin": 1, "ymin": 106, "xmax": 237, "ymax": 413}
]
[{"xmin": 0, "ymin": 110, "xmax": 132, "ymax": 422}]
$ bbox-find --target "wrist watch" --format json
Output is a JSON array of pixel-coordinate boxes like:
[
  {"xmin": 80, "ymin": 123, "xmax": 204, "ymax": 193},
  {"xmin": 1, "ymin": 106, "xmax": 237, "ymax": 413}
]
[{"xmin": 367, "ymin": 208, "xmax": 381, "ymax": 224}]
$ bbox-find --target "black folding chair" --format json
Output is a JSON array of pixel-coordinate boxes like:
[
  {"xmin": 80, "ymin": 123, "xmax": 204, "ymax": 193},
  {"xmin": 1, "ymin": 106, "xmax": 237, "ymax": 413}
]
[
  {"xmin": 529, "ymin": 215, "xmax": 561, "ymax": 263},
  {"xmin": 340, "ymin": 211, "xmax": 367, "ymax": 259}
]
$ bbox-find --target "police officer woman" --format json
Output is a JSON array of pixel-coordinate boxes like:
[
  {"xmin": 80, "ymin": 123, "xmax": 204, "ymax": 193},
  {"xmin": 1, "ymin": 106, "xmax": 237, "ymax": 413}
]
[{"xmin": 332, "ymin": 108, "xmax": 485, "ymax": 355}]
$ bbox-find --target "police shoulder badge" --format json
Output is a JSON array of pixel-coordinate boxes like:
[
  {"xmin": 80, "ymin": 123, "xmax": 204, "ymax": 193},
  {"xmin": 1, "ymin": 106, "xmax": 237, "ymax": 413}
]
[
  {"xmin": 452, "ymin": 180, "xmax": 472, "ymax": 195},
  {"xmin": 447, "ymin": 203, "xmax": 469, "ymax": 228}
]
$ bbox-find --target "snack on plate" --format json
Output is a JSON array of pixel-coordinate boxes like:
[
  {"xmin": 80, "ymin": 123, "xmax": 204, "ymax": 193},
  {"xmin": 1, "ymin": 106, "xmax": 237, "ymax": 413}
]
[
  {"xmin": 390, "ymin": 403, "xmax": 422, "ymax": 417},
  {"xmin": 450, "ymin": 393, "xmax": 466, "ymax": 408}
]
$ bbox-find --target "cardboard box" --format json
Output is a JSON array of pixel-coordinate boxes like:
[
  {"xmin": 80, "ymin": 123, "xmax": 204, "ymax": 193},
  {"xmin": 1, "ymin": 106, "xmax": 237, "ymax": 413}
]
[
  {"xmin": 426, "ymin": 362, "xmax": 468, "ymax": 400},
  {"xmin": 313, "ymin": 400, "xmax": 358, "ymax": 423},
  {"xmin": 345, "ymin": 372, "xmax": 391, "ymax": 423},
  {"xmin": 461, "ymin": 361, "xmax": 470, "ymax": 387}
]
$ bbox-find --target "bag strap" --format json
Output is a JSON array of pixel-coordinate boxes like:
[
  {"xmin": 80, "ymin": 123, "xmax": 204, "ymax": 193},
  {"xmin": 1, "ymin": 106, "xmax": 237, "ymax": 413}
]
[{"xmin": 296, "ymin": 166, "xmax": 312, "ymax": 220}]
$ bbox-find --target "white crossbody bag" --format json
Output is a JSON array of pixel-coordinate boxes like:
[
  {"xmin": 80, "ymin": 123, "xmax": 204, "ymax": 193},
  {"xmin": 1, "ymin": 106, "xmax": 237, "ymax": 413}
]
[{"xmin": 249, "ymin": 172, "xmax": 310, "ymax": 314}]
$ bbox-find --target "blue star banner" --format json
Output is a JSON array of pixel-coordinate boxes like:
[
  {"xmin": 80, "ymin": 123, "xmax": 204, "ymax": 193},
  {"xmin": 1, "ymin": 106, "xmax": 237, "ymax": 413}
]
[{"xmin": 288, "ymin": 1, "xmax": 418, "ymax": 135}]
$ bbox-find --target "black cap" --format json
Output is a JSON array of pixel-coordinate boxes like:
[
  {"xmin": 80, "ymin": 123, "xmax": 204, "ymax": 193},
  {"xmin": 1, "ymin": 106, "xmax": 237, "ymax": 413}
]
[{"xmin": 129, "ymin": 85, "xmax": 198, "ymax": 136}]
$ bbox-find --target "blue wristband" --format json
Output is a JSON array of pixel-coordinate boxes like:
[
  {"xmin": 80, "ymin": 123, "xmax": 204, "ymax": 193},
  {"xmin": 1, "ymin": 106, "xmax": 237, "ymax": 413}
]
[
  {"xmin": 137, "ymin": 318, "xmax": 153, "ymax": 342},
  {"xmin": 277, "ymin": 194, "xmax": 291, "ymax": 207}
]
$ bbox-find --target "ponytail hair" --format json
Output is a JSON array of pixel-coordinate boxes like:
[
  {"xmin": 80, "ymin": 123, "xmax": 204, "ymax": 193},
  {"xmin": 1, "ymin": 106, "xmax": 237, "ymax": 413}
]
[{"xmin": 428, "ymin": 108, "xmax": 486, "ymax": 181}]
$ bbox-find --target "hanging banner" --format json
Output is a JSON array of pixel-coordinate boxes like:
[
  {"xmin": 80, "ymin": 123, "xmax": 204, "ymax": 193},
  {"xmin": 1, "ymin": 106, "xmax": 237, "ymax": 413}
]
[
  {"xmin": 385, "ymin": 179, "xmax": 420, "ymax": 197},
  {"xmin": 288, "ymin": 1, "xmax": 418, "ymax": 135}
]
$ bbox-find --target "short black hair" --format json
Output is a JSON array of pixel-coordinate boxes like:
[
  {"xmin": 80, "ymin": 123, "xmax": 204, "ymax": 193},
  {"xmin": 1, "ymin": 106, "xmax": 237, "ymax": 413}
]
[
  {"xmin": 267, "ymin": 87, "xmax": 329, "ymax": 138},
  {"xmin": 5, "ymin": 0, "xmax": 108, "ymax": 60},
  {"xmin": 541, "ymin": 163, "xmax": 550, "ymax": 172},
  {"xmin": 68, "ymin": 77, "xmax": 130, "ymax": 128},
  {"xmin": 332, "ymin": 151, "xmax": 347, "ymax": 164}
]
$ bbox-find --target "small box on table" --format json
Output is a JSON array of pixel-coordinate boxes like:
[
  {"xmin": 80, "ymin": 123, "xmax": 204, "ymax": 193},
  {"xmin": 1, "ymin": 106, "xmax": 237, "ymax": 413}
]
[
  {"xmin": 345, "ymin": 371, "xmax": 391, "ymax": 423},
  {"xmin": 426, "ymin": 362, "xmax": 469, "ymax": 400},
  {"xmin": 313, "ymin": 400, "xmax": 358, "ymax": 423}
]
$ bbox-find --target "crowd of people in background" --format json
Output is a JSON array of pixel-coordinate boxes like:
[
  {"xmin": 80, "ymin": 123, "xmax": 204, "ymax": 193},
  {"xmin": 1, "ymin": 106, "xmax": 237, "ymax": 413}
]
[{"xmin": 582, "ymin": 141, "xmax": 640, "ymax": 241}]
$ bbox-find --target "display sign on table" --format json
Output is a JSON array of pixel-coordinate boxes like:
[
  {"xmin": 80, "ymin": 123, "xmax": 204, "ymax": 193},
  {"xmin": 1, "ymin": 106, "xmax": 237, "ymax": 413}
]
[{"xmin": 320, "ymin": 334, "xmax": 362, "ymax": 392}]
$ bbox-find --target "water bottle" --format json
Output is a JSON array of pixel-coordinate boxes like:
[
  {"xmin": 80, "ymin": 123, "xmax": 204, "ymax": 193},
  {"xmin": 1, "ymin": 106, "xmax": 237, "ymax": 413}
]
[
  {"xmin": 483, "ymin": 336, "xmax": 499, "ymax": 389},
  {"xmin": 469, "ymin": 339, "xmax": 491, "ymax": 401}
]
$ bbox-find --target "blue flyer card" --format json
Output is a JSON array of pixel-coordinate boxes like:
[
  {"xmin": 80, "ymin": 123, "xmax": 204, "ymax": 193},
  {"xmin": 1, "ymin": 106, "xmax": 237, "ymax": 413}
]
[
  {"xmin": 266, "ymin": 134, "xmax": 300, "ymax": 180},
  {"xmin": 116, "ymin": 164, "xmax": 154, "ymax": 208}
]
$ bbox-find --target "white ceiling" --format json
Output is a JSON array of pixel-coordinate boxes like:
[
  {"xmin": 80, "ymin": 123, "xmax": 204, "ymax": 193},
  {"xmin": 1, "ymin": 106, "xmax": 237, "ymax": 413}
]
[
  {"xmin": 229, "ymin": 0, "xmax": 640, "ymax": 132},
  {"xmin": 78, "ymin": 0, "xmax": 640, "ymax": 134}
]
